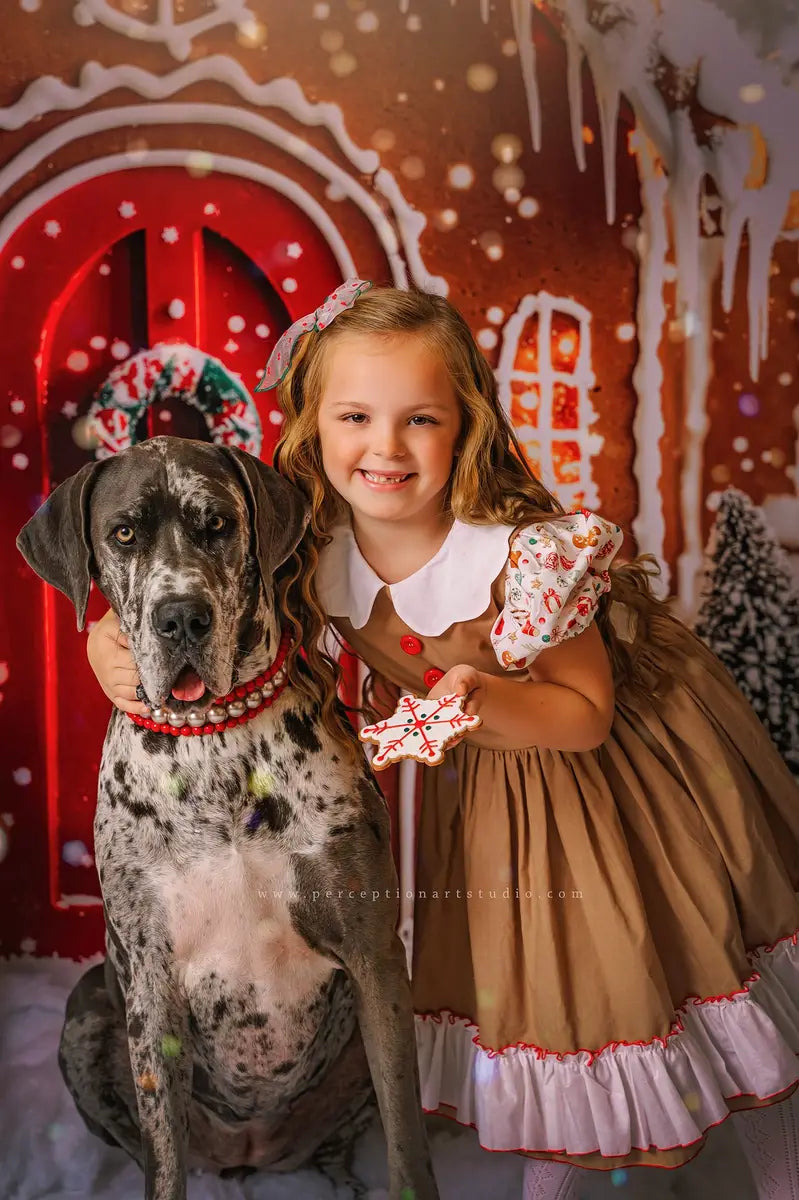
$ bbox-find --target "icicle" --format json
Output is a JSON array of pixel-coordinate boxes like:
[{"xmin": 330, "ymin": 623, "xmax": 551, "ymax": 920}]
[
  {"xmin": 676, "ymin": 237, "xmax": 723, "ymax": 618},
  {"xmin": 481, "ymin": 0, "xmax": 490, "ymax": 22},
  {"xmin": 667, "ymin": 110, "xmax": 703, "ymax": 336},
  {"xmin": 399, "ymin": 0, "xmax": 410, "ymax": 13},
  {"xmin": 510, "ymin": 0, "xmax": 541, "ymax": 153},
  {"xmin": 630, "ymin": 131, "xmax": 669, "ymax": 589},
  {"xmin": 565, "ymin": 24, "xmax": 586, "ymax": 173},
  {"xmin": 578, "ymin": 41, "xmax": 620, "ymax": 224}
]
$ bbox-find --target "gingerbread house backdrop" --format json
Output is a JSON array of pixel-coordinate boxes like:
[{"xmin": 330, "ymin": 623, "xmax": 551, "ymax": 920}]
[{"xmin": 0, "ymin": 0, "xmax": 796, "ymax": 958}]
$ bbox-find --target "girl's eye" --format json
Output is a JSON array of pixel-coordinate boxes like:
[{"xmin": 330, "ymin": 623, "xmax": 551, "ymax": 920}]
[
  {"xmin": 342, "ymin": 413, "xmax": 367, "ymax": 423},
  {"xmin": 409, "ymin": 415, "xmax": 436, "ymax": 426},
  {"xmin": 113, "ymin": 526, "xmax": 136, "ymax": 546},
  {"xmin": 208, "ymin": 515, "xmax": 228, "ymax": 534}
]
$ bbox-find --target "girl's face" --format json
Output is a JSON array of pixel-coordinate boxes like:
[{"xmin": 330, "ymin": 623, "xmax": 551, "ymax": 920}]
[{"xmin": 316, "ymin": 332, "xmax": 462, "ymax": 528}]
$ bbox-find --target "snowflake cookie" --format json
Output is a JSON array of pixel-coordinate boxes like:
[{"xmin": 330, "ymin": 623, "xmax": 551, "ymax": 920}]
[{"xmin": 359, "ymin": 693, "xmax": 482, "ymax": 771}]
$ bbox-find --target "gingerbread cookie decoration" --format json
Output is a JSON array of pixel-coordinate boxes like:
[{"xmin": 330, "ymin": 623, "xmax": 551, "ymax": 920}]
[{"xmin": 359, "ymin": 693, "xmax": 482, "ymax": 771}]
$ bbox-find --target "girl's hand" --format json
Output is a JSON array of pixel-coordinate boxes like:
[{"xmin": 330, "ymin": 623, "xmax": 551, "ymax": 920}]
[
  {"xmin": 425, "ymin": 664, "xmax": 486, "ymax": 718},
  {"xmin": 87, "ymin": 608, "xmax": 149, "ymax": 715}
]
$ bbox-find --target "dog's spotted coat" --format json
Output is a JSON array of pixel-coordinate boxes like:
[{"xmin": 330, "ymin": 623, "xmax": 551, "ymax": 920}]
[{"xmin": 17, "ymin": 437, "xmax": 439, "ymax": 1200}]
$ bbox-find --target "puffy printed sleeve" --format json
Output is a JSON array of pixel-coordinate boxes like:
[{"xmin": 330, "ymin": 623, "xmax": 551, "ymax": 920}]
[{"xmin": 490, "ymin": 509, "xmax": 623, "ymax": 670}]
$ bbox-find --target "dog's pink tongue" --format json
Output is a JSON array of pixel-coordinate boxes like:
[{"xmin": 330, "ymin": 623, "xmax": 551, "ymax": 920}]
[{"xmin": 171, "ymin": 669, "xmax": 205, "ymax": 703}]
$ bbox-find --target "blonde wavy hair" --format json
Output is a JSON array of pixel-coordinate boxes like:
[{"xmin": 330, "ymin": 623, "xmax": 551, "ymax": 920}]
[{"xmin": 274, "ymin": 285, "xmax": 688, "ymax": 754}]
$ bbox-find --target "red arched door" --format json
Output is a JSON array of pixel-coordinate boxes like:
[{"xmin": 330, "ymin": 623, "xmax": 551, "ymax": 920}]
[{"xmin": 1, "ymin": 167, "xmax": 367, "ymax": 957}]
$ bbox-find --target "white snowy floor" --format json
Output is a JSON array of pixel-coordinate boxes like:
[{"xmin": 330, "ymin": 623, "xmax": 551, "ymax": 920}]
[{"xmin": 1, "ymin": 957, "xmax": 759, "ymax": 1200}]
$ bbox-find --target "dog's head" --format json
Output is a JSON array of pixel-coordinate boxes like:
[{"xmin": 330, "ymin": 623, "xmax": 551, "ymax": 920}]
[{"xmin": 17, "ymin": 436, "xmax": 310, "ymax": 711}]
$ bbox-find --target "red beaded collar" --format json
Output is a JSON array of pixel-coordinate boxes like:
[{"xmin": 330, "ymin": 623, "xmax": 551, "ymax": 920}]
[{"xmin": 127, "ymin": 629, "xmax": 292, "ymax": 737}]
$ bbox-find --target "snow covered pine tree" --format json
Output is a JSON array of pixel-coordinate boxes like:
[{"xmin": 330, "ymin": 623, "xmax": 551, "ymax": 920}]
[{"xmin": 694, "ymin": 488, "xmax": 799, "ymax": 778}]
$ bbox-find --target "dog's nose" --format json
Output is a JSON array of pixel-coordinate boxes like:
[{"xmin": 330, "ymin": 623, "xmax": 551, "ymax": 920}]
[{"xmin": 152, "ymin": 598, "xmax": 213, "ymax": 645}]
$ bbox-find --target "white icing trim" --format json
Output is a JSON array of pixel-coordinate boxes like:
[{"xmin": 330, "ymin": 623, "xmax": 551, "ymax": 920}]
[
  {"xmin": 0, "ymin": 60, "xmax": 376, "ymax": 175},
  {"xmin": 630, "ymin": 132, "xmax": 669, "ymax": 589},
  {"xmin": 676, "ymin": 238, "xmax": 723, "ymax": 618},
  {"xmin": 415, "ymin": 934, "xmax": 799, "ymax": 1156},
  {"xmin": 0, "ymin": 61, "xmax": 447, "ymax": 295},
  {"xmin": 0, "ymin": 146, "xmax": 356, "ymax": 280},
  {"xmin": 316, "ymin": 520, "xmax": 515, "ymax": 636},
  {"xmin": 73, "ymin": 0, "xmax": 254, "ymax": 62}
]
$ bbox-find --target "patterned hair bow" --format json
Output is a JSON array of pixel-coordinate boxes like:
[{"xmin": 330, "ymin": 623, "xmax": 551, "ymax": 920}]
[{"xmin": 254, "ymin": 277, "xmax": 372, "ymax": 392}]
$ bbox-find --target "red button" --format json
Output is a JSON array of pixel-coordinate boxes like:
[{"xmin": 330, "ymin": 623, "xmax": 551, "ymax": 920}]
[
  {"xmin": 423, "ymin": 668, "xmax": 445, "ymax": 688},
  {"xmin": 400, "ymin": 635, "xmax": 423, "ymax": 655}
]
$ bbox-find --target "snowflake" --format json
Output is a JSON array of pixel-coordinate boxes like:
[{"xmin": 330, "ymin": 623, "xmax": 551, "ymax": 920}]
[
  {"xmin": 19, "ymin": 938, "xmax": 36, "ymax": 954},
  {"xmin": 359, "ymin": 693, "xmax": 482, "ymax": 770},
  {"xmin": 13, "ymin": 767, "xmax": 31, "ymax": 786},
  {"xmin": 282, "ymin": 277, "xmax": 298, "ymax": 293},
  {"xmin": 224, "ymin": 339, "xmax": 239, "ymax": 353},
  {"xmin": 118, "ymin": 200, "xmax": 137, "ymax": 218},
  {"xmin": 44, "ymin": 220, "xmax": 61, "ymax": 238},
  {"xmin": 89, "ymin": 335, "xmax": 107, "ymax": 350},
  {"xmin": 203, "ymin": 202, "xmax": 220, "ymax": 216},
  {"xmin": 286, "ymin": 242, "xmax": 303, "ymax": 259},
  {"xmin": 228, "ymin": 315, "xmax": 245, "ymax": 332},
  {"xmin": 99, "ymin": 263, "xmax": 111, "ymax": 276},
  {"xmin": 12, "ymin": 453, "xmax": 29, "ymax": 470},
  {"xmin": 0, "ymin": 663, "xmax": 7, "ymax": 685},
  {"xmin": 255, "ymin": 323, "xmax": 270, "ymax": 338},
  {"xmin": 161, "ymin": 226, "xmax": 179, "ymax": 244},
  {"xmin": 61, "ymin": 401, "xmax": 79, "ymax": 418},
  {"xmin": 10, "ymin": 398, "xmax": 25, "ymax": 414},
  {"xmin": 111, "ymin": 339, "xmax": 131, "ymax": 360},
  {"xmin": 11, "ymin": 256, "xmax": 25, "ymax": 269}
]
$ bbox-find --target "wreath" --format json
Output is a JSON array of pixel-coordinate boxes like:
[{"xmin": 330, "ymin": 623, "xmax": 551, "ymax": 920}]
[{"xmin": 87, "ymin": 343, "xmax": 263, "ymax": 459}]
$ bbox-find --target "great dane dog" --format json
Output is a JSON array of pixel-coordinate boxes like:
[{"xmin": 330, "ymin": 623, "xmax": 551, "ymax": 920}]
[{"xmin": 17, "ymin": 435, "xmax": 438, "ymax": 1200}]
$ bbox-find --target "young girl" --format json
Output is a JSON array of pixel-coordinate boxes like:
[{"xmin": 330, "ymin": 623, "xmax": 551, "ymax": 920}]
[{"xmin": 89, "ymin": 282, "xmax": 799, "ymax": 1199}]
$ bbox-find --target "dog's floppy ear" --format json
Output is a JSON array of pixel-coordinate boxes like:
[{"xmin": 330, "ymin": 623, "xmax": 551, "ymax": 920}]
[
  {"xmin": 16, "ymin": 459, "xmax": 104, "ymax": 631},
  {"xmin": 222, "ymin": 447, "xmax": 311, "ymax": 581}
]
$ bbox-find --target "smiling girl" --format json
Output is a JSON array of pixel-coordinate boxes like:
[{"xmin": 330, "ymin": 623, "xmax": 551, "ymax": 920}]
[{"xmin": 89, "ymin": 282, "xmax": 799, "ymax": 1199}]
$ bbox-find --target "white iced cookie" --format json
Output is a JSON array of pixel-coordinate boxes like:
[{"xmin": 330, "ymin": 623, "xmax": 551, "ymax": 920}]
[{"xmin": 359, "ymin": 693, "xmax": 482, "ymax": 771}]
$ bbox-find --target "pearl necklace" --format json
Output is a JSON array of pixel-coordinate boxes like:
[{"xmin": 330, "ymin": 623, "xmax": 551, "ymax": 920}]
[{"xmin": 127, "ymin": 629, "xmax": 292, "ymax": 737}]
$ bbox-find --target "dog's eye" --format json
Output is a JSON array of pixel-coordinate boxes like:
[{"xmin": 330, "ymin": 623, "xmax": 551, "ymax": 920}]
[
  {"xmin": 113, "ymin": 526, "xmax": 136, "ymax": 545},
  {"xmin": 208, "ymin": 516, "xmax": 228, "ymax": 534}
]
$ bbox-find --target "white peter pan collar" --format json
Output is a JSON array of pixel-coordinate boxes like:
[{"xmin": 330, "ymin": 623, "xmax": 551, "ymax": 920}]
[{"xmin": 316, "ymin": 518, "xmax": 516, "ymax": 636}]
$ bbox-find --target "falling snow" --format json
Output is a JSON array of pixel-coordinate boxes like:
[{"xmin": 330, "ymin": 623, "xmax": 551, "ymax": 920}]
[
  {"xmin": 227, "ymin": 315, "xmax": 246, "ymax": 333},
  {"xmin": 282, "ymin": 278, "xmax": 298, "ymax": 293},
  {"xmin": 10, "ymin": 398, "xmax": 25, "ymax": 414},
  {"xmin": 224, "ymin": 340, "xmax": 239, "ymax": 353},
  {"xmin": 167, "ymin": 298, "xmax": 186, "ymax": 319},
  {"xmin": 203, "ymin": 202, "xmax": 220, "ymax": 216},
  {"xmin": 10, "ymin": 256, "xmax": 24, "ymax": 269},
  {"xmin": 61, "ymin": 401, "xmax": 78, "ymax": 419},
  {"xmin": 255, "ymin": 324, "xmax": 270, "ymax": 338},
  {"xmin": 118, "ymin": 201, "xmax": 136, "ymax": 219},
  {"xmin": 161, "ymin": 226, "xmax": 179, "ymax": 244},
  {"xmin": 286, "ymin": 242, "xmax": 303, "ymax": 259},
  {"xmin": 89, "ymin": 336, "xmax": 107, "ymax": 350},
  {"xmin": 13, "ymin": 768, "xmax": 31, "ymax": 785},
  {"xmin": 268, "ymin": 410, "xmax": 284, "ymax": 425},
  {"xmin": 66, "ymin": 351, "xmax": 89, "ymax": 372},
  {"xmin": 110, "ymin": 340, "xmax": 131, "ymax": 361},
  {"xmin": 43, "ymin": 220, "xmax": 61, "ymax": 238}
]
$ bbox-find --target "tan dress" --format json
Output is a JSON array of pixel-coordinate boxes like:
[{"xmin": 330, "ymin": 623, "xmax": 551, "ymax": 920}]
[{"xmin": 317, "ymin": 511, "xmax": 799, "ymax": 1170}]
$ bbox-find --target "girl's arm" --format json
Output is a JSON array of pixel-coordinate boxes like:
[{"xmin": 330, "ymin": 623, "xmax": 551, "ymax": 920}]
[
  {"xmin": 427, "ymin": 623, "xmax": 615, "ymax": 753},
  {"xmin": 87, "ymin": 607, "xmax": 149, "ymax": 716}
]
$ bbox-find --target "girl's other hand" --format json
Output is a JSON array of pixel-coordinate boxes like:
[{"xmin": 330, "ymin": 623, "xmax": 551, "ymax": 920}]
[
  {"xmin": 87, "ymin": 608, "xmax": 149, "ymax": 715},
  {"xmin": 425, "ymin": 664, "xmax": 485, "ymax": 717}
]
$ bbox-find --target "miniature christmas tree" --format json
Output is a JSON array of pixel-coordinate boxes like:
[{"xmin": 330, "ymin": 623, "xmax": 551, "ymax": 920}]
[{"xmin": 694, "ymin": 488, "xmax": 799, "ymax": 777}]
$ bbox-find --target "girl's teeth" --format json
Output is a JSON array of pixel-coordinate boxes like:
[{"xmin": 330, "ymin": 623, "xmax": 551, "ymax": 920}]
[{"xmin": 363, "ymin": 471, "xmax": 408, "ymax": 483}]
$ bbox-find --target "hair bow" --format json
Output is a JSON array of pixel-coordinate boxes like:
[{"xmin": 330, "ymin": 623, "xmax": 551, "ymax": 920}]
[{"xmin": 254, "ymin": 278, "xmax": 372, "ymax": 392}]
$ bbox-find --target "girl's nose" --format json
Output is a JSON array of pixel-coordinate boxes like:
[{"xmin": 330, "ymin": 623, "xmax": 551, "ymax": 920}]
[{"xmin": 372, "ymin": 425, "xmax": 407, "ymax": 459}]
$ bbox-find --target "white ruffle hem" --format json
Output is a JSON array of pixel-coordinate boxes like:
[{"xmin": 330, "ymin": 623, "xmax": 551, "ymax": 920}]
[{"xmin": 414, "ymin": 935, "xmax": 799, "ymax": 1157}]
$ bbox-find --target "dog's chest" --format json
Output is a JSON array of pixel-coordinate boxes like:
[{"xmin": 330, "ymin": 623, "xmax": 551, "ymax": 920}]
[{"xmin": 154, "ymin": 846, "xmax": 332, "ymax": 1006}]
